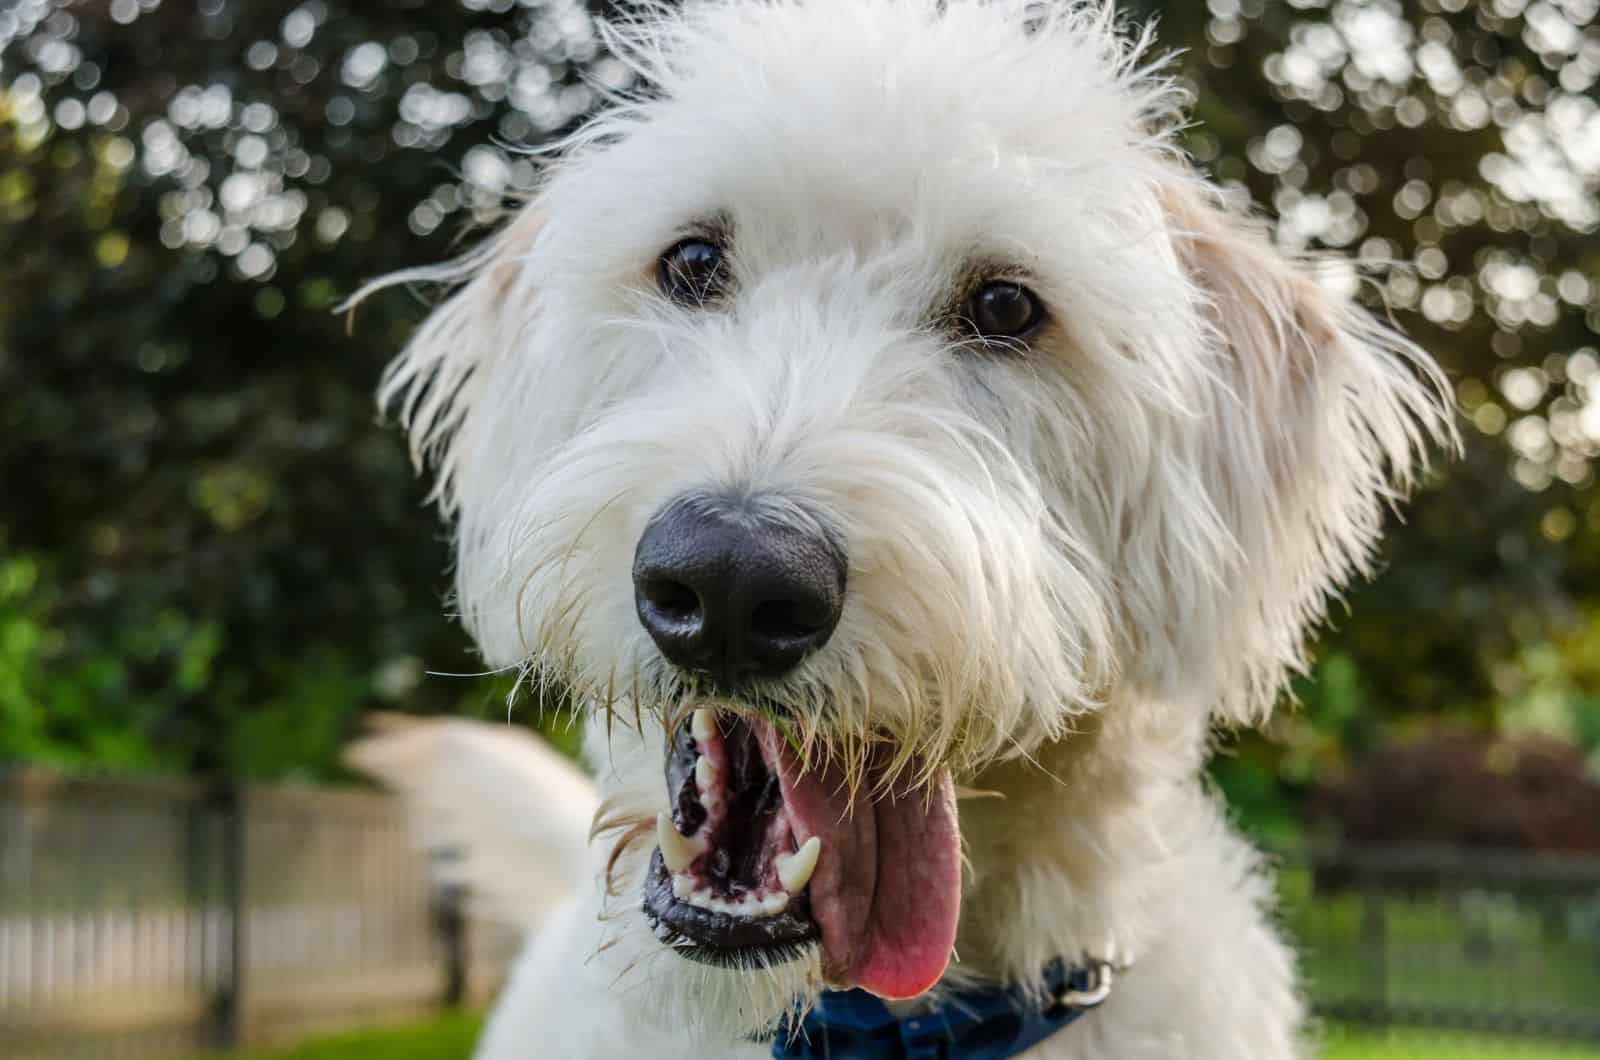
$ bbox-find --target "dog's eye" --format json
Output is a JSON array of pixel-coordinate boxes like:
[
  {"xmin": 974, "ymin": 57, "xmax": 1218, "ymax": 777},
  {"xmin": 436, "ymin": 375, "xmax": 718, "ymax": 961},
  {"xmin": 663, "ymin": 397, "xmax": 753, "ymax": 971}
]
[
  {"xmin": 963, "ymin": 281, "xmax": 1045, "ymax": 341},
  {"xmin": 658, "ymin": 238, "xmax": 727, "ymax": 305}
]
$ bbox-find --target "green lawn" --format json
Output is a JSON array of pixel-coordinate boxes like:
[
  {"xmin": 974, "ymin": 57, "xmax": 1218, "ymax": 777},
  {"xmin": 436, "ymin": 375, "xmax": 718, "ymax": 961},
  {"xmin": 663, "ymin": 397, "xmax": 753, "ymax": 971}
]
[
  {"xmin": 1322, "ymin": 1026, "xmax": 1600, "ymax": 1059},
  {"xmin": 192, "ymin": 1014, "xmax": 1600, "ymax": 1060},
  {"xmin": 192, "ymin": 1014, "xmax": 482, "ymax": 1060}
]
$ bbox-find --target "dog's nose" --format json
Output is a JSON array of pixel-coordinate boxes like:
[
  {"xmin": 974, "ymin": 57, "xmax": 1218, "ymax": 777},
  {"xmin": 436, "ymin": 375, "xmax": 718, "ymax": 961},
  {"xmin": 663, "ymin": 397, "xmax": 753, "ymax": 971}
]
[{"xmin": 632, "ymin": 496, "xmax": 846, "ymax": 683}]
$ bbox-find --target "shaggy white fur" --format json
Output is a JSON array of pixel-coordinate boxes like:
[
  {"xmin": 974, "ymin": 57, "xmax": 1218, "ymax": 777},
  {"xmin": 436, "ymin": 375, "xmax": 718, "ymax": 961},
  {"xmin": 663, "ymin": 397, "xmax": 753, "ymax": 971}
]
[{"xmin": 350, "ymin": 1, "xmax": 1456, "ymax": 1057}]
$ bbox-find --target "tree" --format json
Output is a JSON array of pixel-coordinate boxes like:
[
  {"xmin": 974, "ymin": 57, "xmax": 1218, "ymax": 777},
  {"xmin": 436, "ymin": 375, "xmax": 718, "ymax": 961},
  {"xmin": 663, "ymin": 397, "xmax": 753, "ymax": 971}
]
[{"xmin": 1, "ymin": 0, "xmax": 610, "ymax": 774}]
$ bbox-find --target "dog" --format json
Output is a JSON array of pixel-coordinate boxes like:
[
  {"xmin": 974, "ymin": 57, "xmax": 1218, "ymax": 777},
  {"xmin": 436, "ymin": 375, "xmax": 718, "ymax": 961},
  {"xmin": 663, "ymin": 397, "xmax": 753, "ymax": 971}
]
[{"xmin": 349, "ymin": 1, "xmax": 1455, "ymax": 1056}]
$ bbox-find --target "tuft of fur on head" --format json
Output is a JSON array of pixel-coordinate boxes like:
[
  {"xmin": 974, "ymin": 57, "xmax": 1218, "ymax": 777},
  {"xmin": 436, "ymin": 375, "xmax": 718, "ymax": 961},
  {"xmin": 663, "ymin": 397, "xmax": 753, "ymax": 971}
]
[{"xmin": 358, "ymin": 0, "xmax": 1455, "ymax": 1042}]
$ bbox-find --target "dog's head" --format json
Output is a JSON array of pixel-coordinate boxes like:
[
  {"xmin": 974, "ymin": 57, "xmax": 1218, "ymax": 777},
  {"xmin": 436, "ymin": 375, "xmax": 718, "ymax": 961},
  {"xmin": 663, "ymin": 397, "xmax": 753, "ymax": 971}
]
[{"xmin": 370, "ymin": 0, "xmax": 1452, "ymax": 1035}]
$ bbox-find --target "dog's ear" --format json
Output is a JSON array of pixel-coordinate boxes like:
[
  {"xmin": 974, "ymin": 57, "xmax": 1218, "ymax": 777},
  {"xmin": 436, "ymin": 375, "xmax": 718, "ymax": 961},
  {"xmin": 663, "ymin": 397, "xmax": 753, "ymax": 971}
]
[
  {"xmin": 366, "ymin": 206, "xmax": 544, "ymax": 515},
  {"xmin": 1150, "ymin": 175, "xmax": 1455, "ymax": 726}
]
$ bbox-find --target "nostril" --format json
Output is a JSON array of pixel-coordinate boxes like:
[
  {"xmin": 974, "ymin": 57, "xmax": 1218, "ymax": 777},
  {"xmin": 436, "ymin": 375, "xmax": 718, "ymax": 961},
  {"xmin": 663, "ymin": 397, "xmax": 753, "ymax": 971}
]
[
  {"xmin": 750, "ymin": 597, "xmax": 829, "ymax": 643},
  {"xmin": 640, "ymin": 577, "xmax": 701, "ymax": 625}
]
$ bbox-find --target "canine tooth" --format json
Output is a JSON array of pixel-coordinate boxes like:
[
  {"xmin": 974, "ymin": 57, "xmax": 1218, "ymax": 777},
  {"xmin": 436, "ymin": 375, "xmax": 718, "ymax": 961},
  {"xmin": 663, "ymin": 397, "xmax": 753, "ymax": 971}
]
[
  {"xmin": 691, "ymin": 708, "xmax": 716, "ymax": 744},
  {"xmin": 672, "ymin": 874, "xmax": 693, "ymax": 900},
  {"xmin": 695, "ymin": 755, "xmax": 717, "ymax": 790},
  {"xmin": 776, "ymin": 836, "xmax": 821, "ymax": 894},
  {"xmin": 761, "ymin": 892, "xmax": 789, "ymax": 916},
  {"xmin": 657, "ymin": 812, "xmax": 703, "ymax": 873}
]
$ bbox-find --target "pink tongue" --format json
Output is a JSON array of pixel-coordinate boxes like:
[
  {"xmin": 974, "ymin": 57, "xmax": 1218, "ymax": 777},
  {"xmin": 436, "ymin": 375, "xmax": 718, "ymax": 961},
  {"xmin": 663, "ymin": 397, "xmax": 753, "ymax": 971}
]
[{"xmin": 755, "ymin": 723, "xmax": 961, "ymax": 999}]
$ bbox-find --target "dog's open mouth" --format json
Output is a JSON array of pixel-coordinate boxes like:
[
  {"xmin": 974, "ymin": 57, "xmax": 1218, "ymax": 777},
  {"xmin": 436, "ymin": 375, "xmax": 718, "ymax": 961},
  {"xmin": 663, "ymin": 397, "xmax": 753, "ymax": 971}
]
[{"xmin": 643, "ymin": 708, "xmax": 962, "ymax": 999}]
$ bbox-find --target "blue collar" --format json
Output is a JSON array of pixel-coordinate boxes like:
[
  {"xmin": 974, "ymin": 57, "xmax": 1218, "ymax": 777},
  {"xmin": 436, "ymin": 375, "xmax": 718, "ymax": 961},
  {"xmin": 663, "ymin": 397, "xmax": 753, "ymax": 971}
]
[{"xmin": 770, "ymin": 958, "xmax": 1114, "ymax": 1060}]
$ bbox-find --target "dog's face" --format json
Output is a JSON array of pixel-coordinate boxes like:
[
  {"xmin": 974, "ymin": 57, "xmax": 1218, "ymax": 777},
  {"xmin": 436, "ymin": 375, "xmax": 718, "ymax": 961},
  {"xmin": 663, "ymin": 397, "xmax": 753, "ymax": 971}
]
[{"xmin": 375, "ymin": 0, "xmax": 1450, "ymax": 1036}]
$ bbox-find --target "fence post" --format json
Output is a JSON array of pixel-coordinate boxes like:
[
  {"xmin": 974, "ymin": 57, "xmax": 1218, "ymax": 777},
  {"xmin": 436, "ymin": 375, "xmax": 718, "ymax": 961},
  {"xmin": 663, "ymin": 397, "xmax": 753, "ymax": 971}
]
[
  {"xmin": 207, "ymin": 779, "xmax": 247, "ymax": 1050},
  {"xmin": 185, "ymin": 786, "xmax": 214, "ymax": 1050},
  {"xmin": 1360, "ymin": 868, "xmax": 1388, "ymax": 1027},
  {"xmin": 432, "ymin": 847, "xmax": 468, "ymax": 1009}
]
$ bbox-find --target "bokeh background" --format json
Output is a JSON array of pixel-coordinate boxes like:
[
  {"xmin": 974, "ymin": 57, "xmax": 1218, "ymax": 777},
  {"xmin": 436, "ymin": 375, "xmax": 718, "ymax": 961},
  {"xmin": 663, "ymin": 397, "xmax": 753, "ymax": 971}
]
[{"xmin": 2, "ymin": 1, "xmax": 1599, "ymax": 1058}]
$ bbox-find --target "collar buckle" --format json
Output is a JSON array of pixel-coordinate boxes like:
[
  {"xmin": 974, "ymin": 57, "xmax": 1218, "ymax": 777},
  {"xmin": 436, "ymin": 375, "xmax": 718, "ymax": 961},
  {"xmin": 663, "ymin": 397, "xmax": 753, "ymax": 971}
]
[{"xmin": 1048, "ymin": 957, "xmax": 1115, "ymax": 1012}]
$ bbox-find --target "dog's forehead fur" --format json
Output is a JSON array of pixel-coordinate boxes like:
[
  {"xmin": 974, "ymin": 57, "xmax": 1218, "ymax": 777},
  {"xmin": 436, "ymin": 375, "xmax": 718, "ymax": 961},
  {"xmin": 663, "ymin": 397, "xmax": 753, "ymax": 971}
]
[
  {"xmin": 542, "ymin": 1, "xmax": 1189, "ymax": 323},
  {"xmin": 614, "ymin": 0, "xmax": 1166, "ymax": 169}
]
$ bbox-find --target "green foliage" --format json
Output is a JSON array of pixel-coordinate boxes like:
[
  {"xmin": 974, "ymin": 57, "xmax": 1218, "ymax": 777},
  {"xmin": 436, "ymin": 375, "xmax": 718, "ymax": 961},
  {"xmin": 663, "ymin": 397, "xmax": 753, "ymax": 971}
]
[
  {"xmin": 0, "ymin": 551, "xmax": 217, "ymax": 770},
  {"xmin": 0, "ymin": 0, "xmax": 609, "ymax": 777}
]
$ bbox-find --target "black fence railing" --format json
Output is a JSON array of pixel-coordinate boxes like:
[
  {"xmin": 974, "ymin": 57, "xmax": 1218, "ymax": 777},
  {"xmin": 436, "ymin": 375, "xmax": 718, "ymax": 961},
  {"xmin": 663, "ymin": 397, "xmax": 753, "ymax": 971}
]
[{"xmin": 1274, "ymin": 842, "xmax": 1600, "ymax": 1044}]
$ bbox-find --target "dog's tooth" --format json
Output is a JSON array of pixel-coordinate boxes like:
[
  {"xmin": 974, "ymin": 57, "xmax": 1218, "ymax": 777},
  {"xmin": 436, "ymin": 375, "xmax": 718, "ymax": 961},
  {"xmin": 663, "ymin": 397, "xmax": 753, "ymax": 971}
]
[
  {"xmin": 657, "ymin": 812, "xmax": 703, "ymax": 873},
  {"xmin": 694, "ymin": 754, "xmax": 717, "ymax": 791},
  {"xmin": 672, "ymin": 873, "xmax": 693, "ymax": 900},
  {"xmin": 691, "ymin": 708, "xmax": 716, "ymax": 744},
  {"xmin": 761, "ymin": 892, "xmax": 789, "ymax": 916},
  {"xmin": 776, "ymin": 836, "xmax": 821, "ymax": 894}
]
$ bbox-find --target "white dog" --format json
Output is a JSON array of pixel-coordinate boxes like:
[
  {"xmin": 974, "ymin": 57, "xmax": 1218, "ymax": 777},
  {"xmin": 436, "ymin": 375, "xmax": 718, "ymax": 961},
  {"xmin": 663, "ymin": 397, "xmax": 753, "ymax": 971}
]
[{"xmin": 350, "ymin": 2, "xmax": 1454, "ymax": 1057}]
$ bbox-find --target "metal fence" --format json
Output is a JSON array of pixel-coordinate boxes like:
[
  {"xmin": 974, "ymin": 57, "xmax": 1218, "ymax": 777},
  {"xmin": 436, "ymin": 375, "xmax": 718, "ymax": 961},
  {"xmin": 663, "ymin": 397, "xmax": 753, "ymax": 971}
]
[
  {"xmin": 4, "ymin": 769, "xmax": 1599, "ymax": 1057},
  {"xmin": 0, "ymin": 770, "xmax": 516, "ymax": 1060},
  {"xmin": 1276, "ymin": 842, "xmax": 1600, "ymax": 1045}
]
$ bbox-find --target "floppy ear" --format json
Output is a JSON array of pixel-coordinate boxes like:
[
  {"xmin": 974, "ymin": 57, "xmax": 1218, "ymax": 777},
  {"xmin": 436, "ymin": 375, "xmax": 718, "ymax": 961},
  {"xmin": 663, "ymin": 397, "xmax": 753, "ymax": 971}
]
[
  {"xmin": 360, "ymin": 207, "xmax": 544, "ymax": 516},
  {"xmin": 1152, "ymin": 175, "xmax": 1456, "ymax": 726}
]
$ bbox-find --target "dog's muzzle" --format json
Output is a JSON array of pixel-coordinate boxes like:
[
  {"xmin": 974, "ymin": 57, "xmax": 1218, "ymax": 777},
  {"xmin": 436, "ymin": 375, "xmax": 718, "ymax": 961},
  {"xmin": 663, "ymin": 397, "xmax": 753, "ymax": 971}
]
[{"xmin": 634, "ymin": 493, "xmax": 962, "ymax": 998}]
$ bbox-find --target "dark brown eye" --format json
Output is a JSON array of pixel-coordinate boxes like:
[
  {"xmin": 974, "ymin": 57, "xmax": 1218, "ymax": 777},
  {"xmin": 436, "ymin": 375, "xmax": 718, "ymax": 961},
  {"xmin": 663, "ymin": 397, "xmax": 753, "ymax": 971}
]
[
  {"xmin": 657, "ymin": 238, "xmax": 726, "ymax": 305},
  {"xmin": 964, "ymin": 280, "xmax": 1045, "ymax": 340}
]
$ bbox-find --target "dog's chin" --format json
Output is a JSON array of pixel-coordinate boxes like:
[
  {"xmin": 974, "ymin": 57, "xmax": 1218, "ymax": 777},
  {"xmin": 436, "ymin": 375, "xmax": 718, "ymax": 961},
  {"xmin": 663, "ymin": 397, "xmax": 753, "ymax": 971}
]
[
  {"xmin": 628, "ymin": 925, "xmax": 828, "ymax": 1044},
  {"xmin": 641, "ymin": 705, "xmax": 964, "ymax": 1002}
]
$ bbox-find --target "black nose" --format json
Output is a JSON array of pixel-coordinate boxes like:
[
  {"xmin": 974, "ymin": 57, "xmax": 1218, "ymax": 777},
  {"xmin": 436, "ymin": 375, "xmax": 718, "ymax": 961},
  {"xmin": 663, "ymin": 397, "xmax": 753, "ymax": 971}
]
[{"xmin": 632, "ymin": 495, "xmax": 846, "ymax": 684}]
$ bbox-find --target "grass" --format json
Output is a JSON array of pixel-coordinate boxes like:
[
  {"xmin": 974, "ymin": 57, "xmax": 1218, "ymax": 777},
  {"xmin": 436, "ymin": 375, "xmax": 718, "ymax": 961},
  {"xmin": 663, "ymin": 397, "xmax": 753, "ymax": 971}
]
[
  {"xmin": 1321, "ymin": 1026, "xmax": 1600, "ymax": 1059},
  {"xmin": 192, "ymin": 1013, "xmax": 482, "ymax": 1060},
  {"xmin": 188, "ymin": 1014, "xmax": 1600, "ymax": 1060}
]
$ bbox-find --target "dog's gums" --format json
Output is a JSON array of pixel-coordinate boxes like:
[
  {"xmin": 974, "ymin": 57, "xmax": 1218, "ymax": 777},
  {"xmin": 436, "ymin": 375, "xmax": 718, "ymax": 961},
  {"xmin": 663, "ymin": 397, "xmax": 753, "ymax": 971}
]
[{"xmin": 644, "ymin": 708, "xmax": 963, "ymax": 999}]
